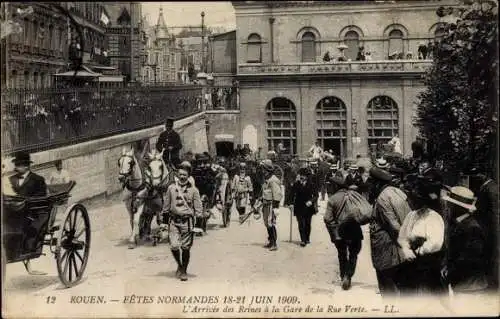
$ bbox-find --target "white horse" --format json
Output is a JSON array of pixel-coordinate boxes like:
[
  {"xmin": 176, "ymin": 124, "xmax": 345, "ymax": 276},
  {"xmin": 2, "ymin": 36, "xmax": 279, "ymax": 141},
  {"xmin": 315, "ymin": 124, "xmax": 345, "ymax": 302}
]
[{"xmin": 117, "ymin": 147, "xmax": 149, "ymax": 249}]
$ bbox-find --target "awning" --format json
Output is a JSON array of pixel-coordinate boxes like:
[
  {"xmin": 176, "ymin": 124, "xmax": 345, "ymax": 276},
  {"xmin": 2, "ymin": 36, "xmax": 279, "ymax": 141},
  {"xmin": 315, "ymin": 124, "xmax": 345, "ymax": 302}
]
[
  {"xmin": 214, "ymin": 134, "xmax": 234, "ymax": 142},
  {"xmin": 97, "ymin": 76, "xmax": 124, "ymax": 82},
  {"xmin": 54, "ymin": 70, "xmax": 102, "ymax": 77}
]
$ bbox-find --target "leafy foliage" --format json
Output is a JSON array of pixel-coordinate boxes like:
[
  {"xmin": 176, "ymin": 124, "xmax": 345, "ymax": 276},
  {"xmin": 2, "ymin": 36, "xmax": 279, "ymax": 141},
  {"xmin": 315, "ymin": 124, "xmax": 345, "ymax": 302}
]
[{"xmin": 416, "ymin": 0, "xmax": 498, "ymax": 175}]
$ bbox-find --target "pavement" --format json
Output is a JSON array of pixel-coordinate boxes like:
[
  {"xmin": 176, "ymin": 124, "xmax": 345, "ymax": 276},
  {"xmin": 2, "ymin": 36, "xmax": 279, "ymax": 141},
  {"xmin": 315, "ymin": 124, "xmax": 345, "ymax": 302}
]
[{"xmin": 2, "ymin": 197, "xmax": 498, "ymax": 318}]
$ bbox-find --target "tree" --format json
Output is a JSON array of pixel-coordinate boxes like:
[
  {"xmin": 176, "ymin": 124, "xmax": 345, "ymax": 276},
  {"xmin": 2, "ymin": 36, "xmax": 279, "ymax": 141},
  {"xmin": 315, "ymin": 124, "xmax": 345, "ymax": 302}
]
[{"xmin": 416, "ymin": 0, "xmax": 498, "ymax": 178}]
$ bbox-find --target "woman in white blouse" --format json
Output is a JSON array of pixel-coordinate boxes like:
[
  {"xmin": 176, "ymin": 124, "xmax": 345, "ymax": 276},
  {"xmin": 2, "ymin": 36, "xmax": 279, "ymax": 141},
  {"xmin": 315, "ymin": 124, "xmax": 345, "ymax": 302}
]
[{"xmin": 398, "ymin": 170, "xmax": 446, "ymax": 295}]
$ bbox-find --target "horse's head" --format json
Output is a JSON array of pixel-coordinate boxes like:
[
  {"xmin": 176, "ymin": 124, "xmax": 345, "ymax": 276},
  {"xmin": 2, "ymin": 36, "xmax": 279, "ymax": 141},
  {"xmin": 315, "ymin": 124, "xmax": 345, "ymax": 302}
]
[
  {"xmin": 145, "ymin": 149, "xmax": 168, "ymax": 188},
  {"xmin": 118, "ymin": 148, "xmax": 136, "ymax": 182}
]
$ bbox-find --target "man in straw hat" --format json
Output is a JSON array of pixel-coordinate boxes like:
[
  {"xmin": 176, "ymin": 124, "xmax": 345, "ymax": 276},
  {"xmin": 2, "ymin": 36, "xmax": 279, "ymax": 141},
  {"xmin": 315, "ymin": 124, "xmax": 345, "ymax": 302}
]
[
  {"xmin": 9, "ymin": 151, "xmax": 47, "ymax": 197},
  {"xmin": 368, "ymin": 167, "xmax": 411, "ymax": 296},
  {"xmin": 442, "ymin": 186, "xmax": 488, "ymax": 294},
  {"xmin": 344, "ymin": 163, "xmax": 362, "ymax": 191},
  {"xmin": 162, "ymin": 161, "xmax": 202, "ymax": 281},
  {"xmin": 324, "ymin": 175, "xmax": 363, "ymax": 291},
  {"xmin": 259, "ymin": 159, "xmax": 283, "ymax": 251}
]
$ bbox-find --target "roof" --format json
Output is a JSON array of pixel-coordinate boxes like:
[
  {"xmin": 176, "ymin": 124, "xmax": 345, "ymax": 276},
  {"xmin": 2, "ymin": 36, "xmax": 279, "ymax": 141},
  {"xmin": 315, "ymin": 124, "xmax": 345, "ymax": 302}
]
[
  {"xmin": 211, "ymin": 30, "xmax": 236, "ymax": 40},
  {"xmin": 54, "ymin": 70, "xmax": 102, "ymax": 77}
]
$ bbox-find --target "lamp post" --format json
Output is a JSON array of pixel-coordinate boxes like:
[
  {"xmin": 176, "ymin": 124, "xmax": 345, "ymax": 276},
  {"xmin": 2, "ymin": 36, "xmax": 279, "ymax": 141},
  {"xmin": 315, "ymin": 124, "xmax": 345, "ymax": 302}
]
[
  {"xmin": 351, "ymin": 119, "xmax": 358, "ymax": 137},
  {"xmin": 201, "ymin": 11, "xmax": 205, "ymax": 73}
]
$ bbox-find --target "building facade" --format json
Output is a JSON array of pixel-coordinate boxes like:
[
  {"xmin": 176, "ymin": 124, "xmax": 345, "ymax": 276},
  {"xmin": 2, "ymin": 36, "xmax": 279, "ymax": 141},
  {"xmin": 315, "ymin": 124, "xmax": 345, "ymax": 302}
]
[
  {"xmin": 141, "ymin": 7, "xmax": 180, "ymax": 85},
  {"xmin": 2, "ymin": 2, "xmax": 69, "ymax": 89},
  {"xmin": 222, "ymin": 0, "xmax": 459, "ymax": 158},
  {"xmin": 105, "ymin": 2, "xmax": 143, "ymax": 83},
  {"xmin": 208, "ymin": 30, "xmax": 237, "ymax": 86}
]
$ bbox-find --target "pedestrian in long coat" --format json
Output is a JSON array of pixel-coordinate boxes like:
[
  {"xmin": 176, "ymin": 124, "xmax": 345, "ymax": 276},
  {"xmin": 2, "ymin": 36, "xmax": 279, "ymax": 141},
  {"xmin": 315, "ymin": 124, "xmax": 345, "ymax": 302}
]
[
  {"xmin": 369, "ymin": 167, "xmax": 412, "ymax": 297},
  {"xmin": 286, "ymin": 168, "xmax": 318, "ymax": 247},
  {"xmin": 442, "ymin": 186, "xmax": 488, "ymax": 295}
]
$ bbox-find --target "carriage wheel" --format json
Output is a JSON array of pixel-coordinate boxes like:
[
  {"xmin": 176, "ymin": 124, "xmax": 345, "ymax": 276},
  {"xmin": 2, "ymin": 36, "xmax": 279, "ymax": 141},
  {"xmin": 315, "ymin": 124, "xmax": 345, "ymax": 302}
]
[{"xmin": 55, "ymin": 203, "xmax": 91, "ymax": 288}]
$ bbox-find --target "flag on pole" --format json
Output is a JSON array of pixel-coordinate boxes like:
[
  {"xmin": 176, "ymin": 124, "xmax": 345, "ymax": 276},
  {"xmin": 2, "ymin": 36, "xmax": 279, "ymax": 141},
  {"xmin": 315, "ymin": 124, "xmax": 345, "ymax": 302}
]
[{"xmin": 100, "ymin": 11, "xmax": 110, "ymax": 26}]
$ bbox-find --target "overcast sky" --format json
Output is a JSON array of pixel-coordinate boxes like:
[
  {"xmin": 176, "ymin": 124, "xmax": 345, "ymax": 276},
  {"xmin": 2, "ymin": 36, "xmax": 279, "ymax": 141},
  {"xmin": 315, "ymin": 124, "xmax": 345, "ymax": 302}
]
[{"xmin": 141, "ymin": 2, "xmax": 236, "ymax": 30}]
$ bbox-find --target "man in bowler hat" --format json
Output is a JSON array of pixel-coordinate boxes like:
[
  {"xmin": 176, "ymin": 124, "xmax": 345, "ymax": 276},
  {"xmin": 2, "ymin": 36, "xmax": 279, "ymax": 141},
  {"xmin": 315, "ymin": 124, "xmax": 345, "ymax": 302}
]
[
  {"xmin": 9, "ymin": 151, "xmax": 47, "ymax": 197},
  {"xmin": 156, "ymin": 117, "xmax": 183, "ymax": 167}
]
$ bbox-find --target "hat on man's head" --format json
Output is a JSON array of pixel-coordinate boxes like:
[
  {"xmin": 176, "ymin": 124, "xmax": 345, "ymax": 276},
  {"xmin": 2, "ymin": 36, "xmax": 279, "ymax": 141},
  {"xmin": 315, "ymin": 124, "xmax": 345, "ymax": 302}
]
[
  {"xmin": 375, "ymin": 158, "xmax": 389, "ymax": 169},
  {"xmin": 443, "ymin": 186, "xmax": 477, "ymax": 212},
  {"xmin": 239, "ymin": 162, "xmax": 247, "ymax": 169},
  {"xmin": 331, "ymin": 175, "xmax": 346, "ymax": 187},
  {"xmin": 369, "ymin": 167, "xmax": 392, "ymax": 182},
  {"xmin": 298, "ymin": 167, "xmax": 310, "ymax": 176},
  {"xmin": 165, "ymin": 117, "xmax": 175, "ymax": 125},
  {"xmin": 349, "ymin": 163, "xmax": 358, "ymax": 170},
  {"xmin": 12, "ymin": 151, "xmax": 33, "ymax": 165},
  {"xmin": 260, "ymin": 159, "xmax": 274, "ymax": 171}
]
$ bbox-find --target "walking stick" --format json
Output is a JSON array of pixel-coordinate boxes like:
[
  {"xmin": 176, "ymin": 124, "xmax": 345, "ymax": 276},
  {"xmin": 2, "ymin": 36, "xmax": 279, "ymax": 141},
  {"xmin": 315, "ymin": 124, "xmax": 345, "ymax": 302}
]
[{"xmin": 289, "ymin": 205, "xmax": 293, "ymax": 242}]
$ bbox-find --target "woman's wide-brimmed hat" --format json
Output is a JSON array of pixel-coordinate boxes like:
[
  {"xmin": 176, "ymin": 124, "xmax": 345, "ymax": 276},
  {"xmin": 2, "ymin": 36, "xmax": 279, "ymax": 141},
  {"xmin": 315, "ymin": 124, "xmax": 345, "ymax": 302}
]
[
  {"xmin": 375, "ymin": 158, "xmax": 389, "ymax": 169},
  {"xmin": 260, "ymin": 159, "xmax": 274, "ymax": 171},
  {"xmin": 11, "ymin": 151, "xmax": 33, "ymax": 165},
  {"xmin": 443, "ymin": 186, "xmax": 477, "ymax": 212},
  {"xmin": 369, "ymin": 167, "xmax": 392, "ymax": 182}
]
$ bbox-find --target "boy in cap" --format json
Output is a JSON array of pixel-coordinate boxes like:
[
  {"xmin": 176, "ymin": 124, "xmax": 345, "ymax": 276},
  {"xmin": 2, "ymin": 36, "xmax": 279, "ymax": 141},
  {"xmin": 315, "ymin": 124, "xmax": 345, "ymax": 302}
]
[
  {"xmin": 231, "ymin": 162, "xmax": 253, "ymax": 222},
  {"xmin": 156, "ymin": 117, "xmax": 183, "ymax": 167},
  {"xmin": 162, "ymin": 161, "xmax": 202, "ymax": 281},
  {"xmin": 259, "ymin": 159, "xmax": 282, "ymax": 251}
]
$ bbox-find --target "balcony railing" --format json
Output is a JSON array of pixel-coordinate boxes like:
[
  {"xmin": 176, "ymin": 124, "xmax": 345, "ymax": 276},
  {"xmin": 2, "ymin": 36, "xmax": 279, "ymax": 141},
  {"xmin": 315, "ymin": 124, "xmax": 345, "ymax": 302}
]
[
  {"xmin": 1, "ymin": 86, "xmax": 203, "ymax": 155},
  {"xmin": 238, "ymin": 60, "xmax": 433, "ymax": 76}
]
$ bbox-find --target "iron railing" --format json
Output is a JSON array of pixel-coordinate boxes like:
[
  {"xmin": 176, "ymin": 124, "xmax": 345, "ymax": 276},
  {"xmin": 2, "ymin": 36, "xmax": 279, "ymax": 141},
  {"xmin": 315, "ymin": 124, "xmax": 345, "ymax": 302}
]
[{"xmin": 1, "ymin": 86, "xmax": 204, "ymax": 155}]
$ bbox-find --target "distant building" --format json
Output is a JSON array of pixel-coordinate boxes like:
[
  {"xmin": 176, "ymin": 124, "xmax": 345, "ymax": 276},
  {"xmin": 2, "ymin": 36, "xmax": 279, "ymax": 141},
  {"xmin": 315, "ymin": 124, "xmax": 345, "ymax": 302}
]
[
  {"xmin": 105, "ymin": 2, "xmax": 143, "ymax": 83},
  {"xmin": 208, "ymin": 30, "xmax": 236, "ymax": 86},
  {"xmin": 140, "ymin": 7, "xmax": 180, "ymax": 85},
  {"xmin": 176, "ymin": 28, "xmax": 211, "ymax": 82}
]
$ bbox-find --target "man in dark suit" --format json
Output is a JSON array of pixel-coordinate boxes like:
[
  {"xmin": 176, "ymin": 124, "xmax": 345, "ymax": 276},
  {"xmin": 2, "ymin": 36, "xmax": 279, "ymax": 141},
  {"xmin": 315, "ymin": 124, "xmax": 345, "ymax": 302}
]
[
  {"xmin": 9, "ymin": 151, "xmax": 47, "ymax": 197},
  {"xmin": 344, "ymin": 164, "xmax": 363, "ymax": 190},
  {"xmin": 286, "ymin": 168, "xmax": 318, "ymax": 247},
  {"xmin": 156, "ymin": 117, "xmax": 183, "ymax": 167}
]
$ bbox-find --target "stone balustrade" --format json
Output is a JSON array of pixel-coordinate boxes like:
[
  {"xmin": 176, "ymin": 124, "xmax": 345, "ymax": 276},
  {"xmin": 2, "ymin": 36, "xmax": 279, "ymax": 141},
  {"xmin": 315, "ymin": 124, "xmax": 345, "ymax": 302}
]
[{"xmin": 238, "ymin": 60, "xmax": 433, "ymax": 76}]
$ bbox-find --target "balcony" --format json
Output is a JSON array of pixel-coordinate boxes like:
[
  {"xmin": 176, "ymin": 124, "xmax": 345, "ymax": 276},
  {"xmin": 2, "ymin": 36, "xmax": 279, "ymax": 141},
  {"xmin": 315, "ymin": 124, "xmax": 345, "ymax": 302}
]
[{"xmin": 238, "ymin": 60, "xmax": 433, "ymax": 77}]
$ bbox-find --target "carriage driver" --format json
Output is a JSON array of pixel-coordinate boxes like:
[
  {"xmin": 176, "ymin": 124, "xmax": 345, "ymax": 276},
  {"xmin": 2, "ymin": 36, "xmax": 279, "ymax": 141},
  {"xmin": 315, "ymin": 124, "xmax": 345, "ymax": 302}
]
[
  {"xmin": 162, "ymin": 161, "xmax": 202, "ymax": 281},
  {"xmin": 260, "ymin": 159, "xmax": 283, "ymax": 251},
  {"xmin": 156, "ymin": 117, "xmax": 183, "ymax": 167}
]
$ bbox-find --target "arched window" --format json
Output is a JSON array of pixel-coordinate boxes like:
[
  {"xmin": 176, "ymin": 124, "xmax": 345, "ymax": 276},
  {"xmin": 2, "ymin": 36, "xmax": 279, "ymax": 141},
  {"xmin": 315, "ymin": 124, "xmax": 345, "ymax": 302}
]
[
  {"xmin": 247, "ymin": 33, "xmax": 262, "ymax": 63},
  {"xmin": 316, "ymin": 96, "xmax": 347, "ymax": 158},
  {"xmin": 367, "ymin": 96, "xmax": 399, "ymax": 149},
  {"xmin": 301, "ymin": 32, "xmax": 316, "ymax": 62},
  {"xmin": 388, "ymin": 29, "xmax": 404, "ymax": 58},
  {"xmin": 344, "ymin": 30, "xmax": 359, "ymax": 61},
  {"xmin": 434, "ymin": 27, "xmax": 446, "ymax": 41},
  {"xmin": 266, "ymin": 97, "xmax": 297, "ymax": 155}
]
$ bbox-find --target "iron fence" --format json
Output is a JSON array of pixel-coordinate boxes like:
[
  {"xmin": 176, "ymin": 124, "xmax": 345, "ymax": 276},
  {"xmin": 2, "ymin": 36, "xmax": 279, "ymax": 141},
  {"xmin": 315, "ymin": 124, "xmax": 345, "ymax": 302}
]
[{"xmin": 1, "ymin": 86, "xmax": 203, "ymax": 155}]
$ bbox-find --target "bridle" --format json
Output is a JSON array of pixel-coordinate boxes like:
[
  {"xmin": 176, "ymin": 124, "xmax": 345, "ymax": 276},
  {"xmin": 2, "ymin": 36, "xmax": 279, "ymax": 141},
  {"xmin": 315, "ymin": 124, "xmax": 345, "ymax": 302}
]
[{"xmin": 118, "ymin": 154, "xmax": 144, "ymax": 191}]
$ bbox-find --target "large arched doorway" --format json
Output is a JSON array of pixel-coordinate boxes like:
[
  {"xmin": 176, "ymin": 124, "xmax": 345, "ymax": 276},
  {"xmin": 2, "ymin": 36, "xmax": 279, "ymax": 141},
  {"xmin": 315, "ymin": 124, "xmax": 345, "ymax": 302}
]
[
  {"xmin": 316, "ymin": 96, "xmax": 347, "ymax": 158},
  {"xmin": 367, "ymin": 95, "xmax": 399, "ymax": 150},
  {"xmin": 266, "ymin": 97, "xmax": 297, "ymax": 155}
]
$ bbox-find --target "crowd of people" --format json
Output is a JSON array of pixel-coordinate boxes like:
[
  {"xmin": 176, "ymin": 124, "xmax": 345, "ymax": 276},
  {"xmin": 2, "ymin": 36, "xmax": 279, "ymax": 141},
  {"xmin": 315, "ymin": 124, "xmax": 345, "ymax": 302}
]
[{"xmin": 3, "ymin": 117, "xmax": 498, "ymax": 295}]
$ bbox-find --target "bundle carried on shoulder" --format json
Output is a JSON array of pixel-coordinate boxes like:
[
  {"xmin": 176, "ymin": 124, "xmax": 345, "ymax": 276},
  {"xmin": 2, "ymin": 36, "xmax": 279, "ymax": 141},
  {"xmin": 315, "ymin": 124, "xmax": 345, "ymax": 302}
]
[{"xmin": 337, "ymin": 190, "xmax": 373, "ymax": 225}]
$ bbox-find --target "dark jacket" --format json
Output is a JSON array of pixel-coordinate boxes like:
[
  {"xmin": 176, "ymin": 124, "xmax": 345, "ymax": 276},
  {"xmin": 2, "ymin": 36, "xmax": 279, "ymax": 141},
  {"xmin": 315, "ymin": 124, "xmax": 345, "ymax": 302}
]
[
  {"xmin": 286, "ymin": 180, "xmax": 318, "ymax": 216},
  {"xmin": 345, "ymin": 173, "xmax": 363, "ymax": 189},
  {"xmin": 447, "ymin": 214, "xmax": 488, "ymax": 292},
  {"xmin": 156, "ymin": 129, "xmax": 182, "ymax": 163},
  {"xmin": 9, "ymin": 172, "xmax": 47, "ymax": 197}
]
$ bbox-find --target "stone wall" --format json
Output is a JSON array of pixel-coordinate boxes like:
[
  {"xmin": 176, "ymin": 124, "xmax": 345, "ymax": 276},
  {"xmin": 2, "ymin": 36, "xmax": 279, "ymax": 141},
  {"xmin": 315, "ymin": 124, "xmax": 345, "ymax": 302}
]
[{"xmin": 2, "ymin": 112, "xmax": 208, "ymax": 203}]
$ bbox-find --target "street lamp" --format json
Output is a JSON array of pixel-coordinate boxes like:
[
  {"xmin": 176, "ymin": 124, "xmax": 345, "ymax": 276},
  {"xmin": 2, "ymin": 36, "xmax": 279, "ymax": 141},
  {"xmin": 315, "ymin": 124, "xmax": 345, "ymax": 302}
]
[
  {"xmin": 201, "ymin": 11, "xmax": 205, "ymax": 73},
  {"xmin": 142, "ymin": 51, "xmax": 158, "ymax": 85}
]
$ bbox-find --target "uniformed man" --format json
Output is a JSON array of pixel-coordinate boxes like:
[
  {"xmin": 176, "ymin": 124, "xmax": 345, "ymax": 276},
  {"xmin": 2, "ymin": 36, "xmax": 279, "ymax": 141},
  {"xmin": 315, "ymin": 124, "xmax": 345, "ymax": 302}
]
[
  {"xmin": 260, "ymin": 159, "xmax": 283, "ymax": 251},
  {"xmin": 162, "ymin": 161, "xmax": 202, "ymax": 281},
  {"xmin": 156, "ymin": 117, "xmax": 183, "ymax": 167}
]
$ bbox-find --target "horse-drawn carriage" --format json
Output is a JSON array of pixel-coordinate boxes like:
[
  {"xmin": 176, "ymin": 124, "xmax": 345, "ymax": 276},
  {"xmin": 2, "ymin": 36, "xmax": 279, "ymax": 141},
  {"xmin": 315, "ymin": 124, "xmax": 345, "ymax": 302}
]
[{"xmin": 2, "ymin": 181, "xmax": 91, "ymax": 287}]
